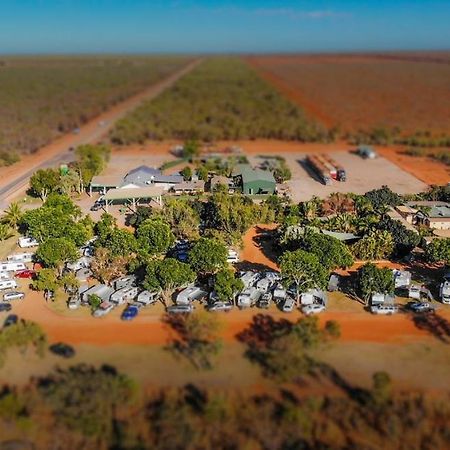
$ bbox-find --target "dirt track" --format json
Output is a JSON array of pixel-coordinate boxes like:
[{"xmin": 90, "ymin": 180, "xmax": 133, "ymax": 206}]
[{"xmin": 0, "ymin": 59, "xmax": 201, "ymax": 209}]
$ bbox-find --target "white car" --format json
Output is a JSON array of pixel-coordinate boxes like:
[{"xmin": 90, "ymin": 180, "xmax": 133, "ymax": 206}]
[
  {"xmin": 68, "ymin": 297, "xmax": 81, "ymax": 310},
  {"xmin": 370, "ymin": 304, "xmax": 398, "ymax": 315},
  {"xmin": 166, "ymin": 304, "xmax": 194, "ymax": 314},
  {"xmin": 3, "ymin": 291, "xmax": 25, "ymax": 301},
  {"xmin": 302, "ymin": 303, "xmax": 325, "ymax": 315},
  {"xmin": 207, "ymin": 301, "xmax": 233, "ymax": 312},
  {"xmin": 282, "ymin": 297, "xmax": 296, "ymax": 313}
]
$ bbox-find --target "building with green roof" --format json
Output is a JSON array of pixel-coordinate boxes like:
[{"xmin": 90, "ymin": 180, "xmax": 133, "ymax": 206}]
[{"xmin": 232, "ymin": 164, "xmax": 276, "ymax": 195}]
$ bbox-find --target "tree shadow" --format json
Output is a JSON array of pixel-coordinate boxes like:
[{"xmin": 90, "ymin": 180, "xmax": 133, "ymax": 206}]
[
  {"xmin": 234, "ymin": 260, "xmax": 275, "ymax": 272},
  {"xmin": 410, "ymin": 312, "xmax": 450, "ymax": 343}
]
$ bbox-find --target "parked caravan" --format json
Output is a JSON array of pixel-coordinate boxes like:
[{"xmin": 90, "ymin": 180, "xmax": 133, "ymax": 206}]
[
  {"xmin": 81, "ymin": 284, "xmax": 115, "ymax": 304},
  {"xmin": 110, "ymin": 286, "xmax": 139, "ymax": 305},
  {"xmin": 18, "ymin": 237, "xmax": 39, "ymax": 248},
  {"xmin": 0, "ymin": 262, "xmax": 26, "ymax": 272},
  {"xmin": 136, "ymin": 290, "xmax": 157, "ymax": 306},
  {"xmin": 114, "ymin": 275, "xmax": 136, "ymax": 290},
  {"xmin": 0, "ymin": 279, "xmax": 18, "ymax": 290},
  {"xmin": 7, "ymin": 253, "xmax": 33, "ymax": 263},
  {"xmin": 239, "ymin": 271, "xmax": 259, "ymax": 289},
  {"xmin": 0, "ymin": 272, "xmax": 12, "ymax": 280},
  {"xmin": 408, "ymin": 284, "xmax": 421, "ymax": 300},
  {"xmin": 237, "ymin": 287, "xmax": 261, "ymax": 309},
  {"xmin": 176, "ymin": 286, "xmax": 208, "ymax": 305},
  {"xmin": 256, "ymin": 277, "xmax": 271, "ymax": 292}
]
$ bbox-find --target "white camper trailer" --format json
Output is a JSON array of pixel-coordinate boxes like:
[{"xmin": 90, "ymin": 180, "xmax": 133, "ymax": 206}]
[
  {"xmin": 110, "ymin": 286, "xmax": 139, "ymax": 305},
  {"xmin": 176, "ymin": 286, "xmax": 207, "ymax": 305},
  {"xmin": 18, "ymin": 237, "xmax": 39, "ymax": 248},
  {"xmin": 237, "ymin": 287, "xmax": 261, "ymax": 308},
  {"xmin": 273, "ymin": 284, "xmax": 287, "ymax": 303},
  {"xmin": 239, "ymin": 271, "xmax": 259, "ymax": 289},
  {"xmin": 7, "ymin": 253, "xmax": 34, "ymax": 263},
  {"xmin": 393, "ymin": 269, "xmax": 411, "ymax": 288},
  {"xmin": 136, "ymin": 290, "xmax": 157, "ymax": 306},
  {"xmin": 114, "ymin": 275, "xmax": 136, "ymax": 290},
  {"xmin": 0, "ymin": 279, "xmax": 18, "ymax": 290},
  {"xmin": 0, "ymin": 262, "xmax": 26, "ymax": 272}
]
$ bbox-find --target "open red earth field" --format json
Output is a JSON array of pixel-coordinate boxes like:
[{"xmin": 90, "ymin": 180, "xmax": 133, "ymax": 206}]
[{"xmin": 246, "ymin": 54, "xmax": 450, "ymax": 134}]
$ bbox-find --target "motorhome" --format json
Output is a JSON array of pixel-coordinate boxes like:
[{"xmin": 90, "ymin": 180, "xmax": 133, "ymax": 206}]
[
  {"xmin": 256, "ymin": 277, "xmax": 272, "ymax": 292},
  {"xmin": 18, "ymin": 237, "xmax": 39, "ymax": 248},
  {"xmin": 237, "ymin": 287, "xmax": 261, "ymax": 308},
  {"xmin": 176, "ymin": 286, "xmax": 207, "ymax": 305},
  {"xmin": 7, "ymin": 253, "xmax": 34, "ymax": 263},
  {"xmin": 110, "ymin": 286, "xmax": 139, "ymax": 305},
  {"xmin": 114, "ymin": 275, "xmax": 136, "ymax": 290},
  {"xmin": 239, "ymin": 271, "xmax": 259, "ymax": 289},
  {"xmin": 0, "ymin": 262, "xmax": 27, "ymax": 272},
  {"xmin": 0, "ymin": 279, "xmax": 18, "ymax": 290},
  {"xmin": 440, "ymin": 281, "xmax": 450, "ymax": 304}
]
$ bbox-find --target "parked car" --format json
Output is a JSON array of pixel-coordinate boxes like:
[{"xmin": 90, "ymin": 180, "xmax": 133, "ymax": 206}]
[
  {"xmin": 0, "ymin": 303, "xmax": 12, "ymax": 312},
  {"xmin": 3, "ymin": 314, "xmax": 18, "ymax": 327},
  {"xmin": 121, "ymin": 305, "xmax": 139, "ymax": 321},
  {"xmin": 49, "ymin": 342, "xmax": 75, "ymax": 358},
  {"xmin": 302, "ymin": 303, "xmax": 326, "ymax": 315},
  {"xmin": 207, "ymin": 301, "xmax": 233, "ymax": 312},
  {"xmin": 92, "ymin": 302, "xmax": 114, "ymax": 318},
  {"xmin": 282, "ymin": 297, "xmax": 296, "ymax": 313},
  {"xmin": 370, "ymin": 304, "xmax": 398, "ymax": 315},
  {"xmin": 15, "ymin": 269, "xmax": 36, "ymax": 279},
  {"xmin": 3, "ymin": 291, "xmax": 25, "ymax": 301},
  {"xmin": 68, "ymin": 297, "xmax": 81, "ymax": 310},
  {"xmin": 166, "ymin": 304, "xmax": 194, "ymax": 314},
  {"xmin": 407, "ymin": 301, "xmax": 435, "ymax": 313}
]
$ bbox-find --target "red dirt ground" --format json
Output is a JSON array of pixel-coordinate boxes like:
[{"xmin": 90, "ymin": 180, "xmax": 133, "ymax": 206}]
[{"xmin": 246, "ymin": 54, "xmax": 450, "ymax": 135}]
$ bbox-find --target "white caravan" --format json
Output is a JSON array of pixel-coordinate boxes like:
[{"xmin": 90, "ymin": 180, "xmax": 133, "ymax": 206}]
[
  {"xmin": 7, "ymin": 253, "xmax": 34, "ymax": 263},
  {"xmin": 110, "ymin": 286, "xmax": 139, "ymax": 305},
  {"xmin": 0, "ymin": 262, "xmax": 27, "ymax": 272},
  {"xmin": 0, "ymin": 279, "xmax": 18, "ymax": 290},
  {"xmin": 237, "ymin": 287, "xmax": 261, "ymax": 308},
  {"xmin": 176, "ymin": 286, "xmax": 207, "ymax": 305},
  {"xmin": 18, "ymin": 237, "xmax": 39, "ymax": 248},
  {"xmin": 440, "ymin": 281, "xmax": 450, "ymax": 305}
]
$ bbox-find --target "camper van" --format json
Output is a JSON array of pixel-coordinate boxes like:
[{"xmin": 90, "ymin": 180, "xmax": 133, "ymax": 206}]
[
  {"xmin": 0, "ymin": 262, "xmax": 27, "ymax": 272},
  {"xmin": 0, "ymin": 279, "xmax": 18, "ymax": 290},
  {"xmin": 110, "ymin": 286, "xmax": 139, "ymax": 305},
  {"xmin": 18, "ymin": 237, "xmax": 39, "ymax": 248},
  {"xmin": 273, "ymin": 284, "xmax": 287, "ymax": 303},
  {"xmin": 176, "ymin": 286, "xmax": 207, "ymax": 305},
  {"xmin": 237, "ymin": 287, "xmax": 261, "ymax": 309},
  {"xmin": 282, "ymin": 297, "xmax": 296, "ymax": 313},
  {"xmin": 7, "ymin": 253, "xmax": 34, "ymax": 263}
]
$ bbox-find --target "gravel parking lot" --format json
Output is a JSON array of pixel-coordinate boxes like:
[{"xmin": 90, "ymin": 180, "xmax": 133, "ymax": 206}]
[{"xmin": 276, "ymin": 152, "xmax": 428, "ymax": 202}]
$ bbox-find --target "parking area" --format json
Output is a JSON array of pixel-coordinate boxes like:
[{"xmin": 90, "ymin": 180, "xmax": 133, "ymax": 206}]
[{"xmin": 264, "ymin": 151, "xmax": 428, "ymax": 202}]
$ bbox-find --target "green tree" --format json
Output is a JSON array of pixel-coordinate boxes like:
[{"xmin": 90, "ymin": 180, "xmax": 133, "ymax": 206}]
[
  {"xmin": 180, "ymin": 166, "xmax": 192, "ymax": 181},
  {"xmin": 44, "ymin": 193, "xmax": 81, "ymax": 219},
  {"xmin": 31, "ymin": 268, "xmax": 60, "ymax": 294},
  {"xmin": 2, "ymin": 202, "xmax": 23, "ymax": 229},
  {"xmin": 137, "ymin": 219, "xmax": 175, "ymax": 256},
  {"xmin": 197, "ymin": 165, "xmax": 209, "ymax": 181},
  {"xmin": 0, "ymin": 223, "xmax": 13, "ymax": 242},
  {"xmin": 74, "ymin": 144, "xmax": 110, "ymax": 187},
  {"xmin": 183, "ymin": 140, "xmax": 200, "ymax": 159},
  {"xmin": 161, "ymin": 198, "xmax": 200, "ymax": 239},
  {"xmin": 365, "ymin": 185, "xmax": 402, "ymax": 211},
  {"xmin": 36, "ymin": 238, "xmax": 79, "ymax": 275},
  {"xmin": 99, "ymin": 228, "xmax": 137, "ymax": 257},
  {"xmin": 425, "ymin": 238, "xmax": 450, "ymax": 265},
  {"xmin": 214, "ymin": 269, "xmax": 244, "ymax": 302},
  {"xmin": 300, "ymin": 231, "xmax": 354, "ymax": 270},
  {"xmin": 88, "ymin": 294, "xmax": 102, "ymax": 312},
  {"xmin": 279, "ymin": 249, "xmax": 329, "ymax": 302},
  {"xmin": 189, "ymin": 238, "xmax": 228, "ymax": 274},
  {"xmin": 378, "ymin": 216, "xmax": 420, "ymax": 257},
  {"xmin": 29, "ymin": 168, "xmax": 61, "ymax": 200},
  {"xmin": 90, "ymin": 247, "xmax": 129, "ymax": 286},
  {"xmin": 127, "ymin": 206, "xmax": 153, "ymax": 229},
  {"xmin": 143, "ymin": 258, "xmax": 195, "ymax": 303},
  {"xmin": 352, "ymin": 230, "xmax": 394, "ymax": 261},
  {"xmin": 357, "ymin": 263, "xmax": 395, "ymax": 303}
]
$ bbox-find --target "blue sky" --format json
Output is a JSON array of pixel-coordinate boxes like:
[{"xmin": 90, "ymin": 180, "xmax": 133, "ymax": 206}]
[{"xmin": 1, "ymin": 0, "xmax": 449, "ymax": 54}]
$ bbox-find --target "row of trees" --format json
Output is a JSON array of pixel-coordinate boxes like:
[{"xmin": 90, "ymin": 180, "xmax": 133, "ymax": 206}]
[{"xmin": 110, "ymin": 58, "xmax": 329, "ymax": 144}]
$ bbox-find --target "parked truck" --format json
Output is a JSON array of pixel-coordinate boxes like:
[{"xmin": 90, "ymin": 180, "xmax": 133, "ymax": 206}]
[
  {"xmin": 306, "ymin": 155, "xmax": 332, "ymax": 185},
  {"xmin": 320, "ymin": 154, "xmax": 346, "ymax": 181}
]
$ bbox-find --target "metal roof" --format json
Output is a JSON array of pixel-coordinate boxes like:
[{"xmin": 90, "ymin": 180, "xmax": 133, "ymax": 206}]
[
  {"xmin": 124, "ymin": 166, "xmax": 161, "ymax": 184},
  {"xmin": 90, "ymin": 175, "xmax": 124, "ymax": 187},
  {"xmin": 233, "ymin": 164, "xmax": 275, "ymax": 184},
  {"xmin": 103, "ymin": 186, "xmax": 164, "ymax": 201}
]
